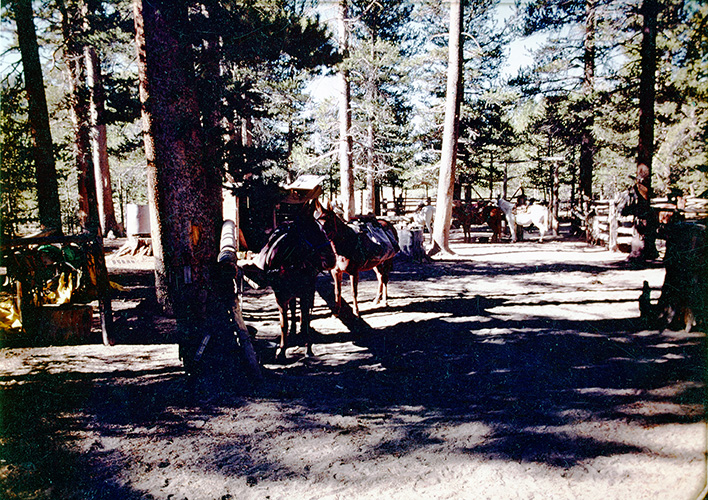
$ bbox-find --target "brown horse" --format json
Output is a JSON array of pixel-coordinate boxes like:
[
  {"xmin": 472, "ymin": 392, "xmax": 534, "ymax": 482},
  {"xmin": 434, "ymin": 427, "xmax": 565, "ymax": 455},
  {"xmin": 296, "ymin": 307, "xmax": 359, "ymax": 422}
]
[
  {"xmin": 452, "ymin": 202, "xmax": 481, "ymax": 242},
  {"xmin": 452, "ymin": 201, "xmax": 504, "ymax": 243},
  {"xmin": 314, "ymin": 201, "xmax": 399, "ymax": 317},
  {"xmin": 482, "ymin": 204, "xmax": 504, "ymax": 242},
  {"xmin": 247, "ymin": 201, "xmax": 336, "ymax": 360}
]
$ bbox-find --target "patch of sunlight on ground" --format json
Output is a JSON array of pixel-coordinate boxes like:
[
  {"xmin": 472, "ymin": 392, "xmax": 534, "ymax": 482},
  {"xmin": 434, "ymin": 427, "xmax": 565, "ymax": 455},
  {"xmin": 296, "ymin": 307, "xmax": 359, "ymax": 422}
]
[{"xmin": 0, "ymin": 344, "xmax": 181, "ymax": 380}]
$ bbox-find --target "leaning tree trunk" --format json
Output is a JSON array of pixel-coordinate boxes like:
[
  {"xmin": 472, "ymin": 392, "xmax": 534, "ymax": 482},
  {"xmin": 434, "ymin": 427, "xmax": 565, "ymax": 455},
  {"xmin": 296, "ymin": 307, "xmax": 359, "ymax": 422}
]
[
  {"xmin": 12, "ymin": 0, "xmax": 62, "ymax": 234},
  {"xmin": 633, "ymin": 0, "xmax": 659, "ymax": 261},
  {"xmin": 338, "ymin": 0, "xmax": 355, "ymax": 220},
  {"xmin": 86, "ymin": 46, "xmax": 122, "ymax": 237},
  {"xmin": 430, "ymin": 0, "xmax": 463, "ymax": 256}
]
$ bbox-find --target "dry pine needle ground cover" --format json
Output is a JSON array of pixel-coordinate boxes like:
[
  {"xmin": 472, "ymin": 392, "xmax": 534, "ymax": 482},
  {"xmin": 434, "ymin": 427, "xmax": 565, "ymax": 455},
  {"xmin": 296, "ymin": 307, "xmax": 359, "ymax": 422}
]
[{"xmin": 0, "ymin": 236, "xmax": 706, "ymax": 500}]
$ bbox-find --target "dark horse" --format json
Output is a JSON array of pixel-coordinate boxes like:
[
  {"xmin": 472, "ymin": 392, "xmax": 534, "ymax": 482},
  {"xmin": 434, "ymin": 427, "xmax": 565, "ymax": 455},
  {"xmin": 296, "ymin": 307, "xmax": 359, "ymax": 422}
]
[
  {"xmin": 614, "ymin": 181, "xmax": 659, "ymax": 261},
  {"xmin": 314, "ymin": 200, "xmax": 400, "ymax": 317},
  {"xmin": 248, "ymin": 201, "xmax": 335, "ymax": 360}
]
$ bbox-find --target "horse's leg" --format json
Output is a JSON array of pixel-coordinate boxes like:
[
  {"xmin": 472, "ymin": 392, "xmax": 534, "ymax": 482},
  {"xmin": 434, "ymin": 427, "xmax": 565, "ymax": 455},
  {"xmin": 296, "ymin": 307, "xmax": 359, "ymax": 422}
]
[
  {"xmin": 506, "ymin": 214, "xmax": 517, "ymax": 242},
  {"xmin": 301, "ymin": 286, "xmax": 315, "ymax": 357},
  {"xmin": 373, "ymin": 267, "xmax": 384, "ymax": 304},
  {"xmin": 289, "ymin": 299, "xmax": 297, "ymax": 337},
  {"xmin": 276, "ymin": 295, "xmax": 289, "ymax": 361},
  {"xmin": 350, "ymin": 272, "xmax": 360, "ymax": 316},
  {"xmin": 492, "ymin": 217, "xmax": 501, "ymax": 243},
  {"xmin": 331, "ymin": 269, "xmax": 342, "ymax": 315},
  {"xmin": 375, "ymin": 260, "xmax": 392, "ymax": 306}
]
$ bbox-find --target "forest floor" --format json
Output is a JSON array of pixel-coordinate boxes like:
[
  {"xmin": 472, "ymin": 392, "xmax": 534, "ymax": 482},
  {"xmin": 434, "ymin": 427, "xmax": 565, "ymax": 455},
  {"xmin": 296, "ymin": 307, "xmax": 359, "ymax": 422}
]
[{"xmin": 1, "ymin": 232, "xmax": 706, "ymax": 500}]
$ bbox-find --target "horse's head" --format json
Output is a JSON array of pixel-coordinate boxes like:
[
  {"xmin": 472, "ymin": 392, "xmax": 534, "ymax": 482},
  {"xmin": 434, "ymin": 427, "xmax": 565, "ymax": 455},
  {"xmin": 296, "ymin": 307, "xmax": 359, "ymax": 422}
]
[
  {"xmin": 300, "ymin": 200, "xmax": 336, "ymax": 271},
  {"xmin": 312, "ymin": 198, "xmax": 342, "ymax": 239}
]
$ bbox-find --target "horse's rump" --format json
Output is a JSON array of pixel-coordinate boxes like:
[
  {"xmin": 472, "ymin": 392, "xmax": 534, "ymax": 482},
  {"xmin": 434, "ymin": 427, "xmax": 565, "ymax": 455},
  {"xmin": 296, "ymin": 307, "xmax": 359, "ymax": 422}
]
[{"xmin": 254, "ymin": 223, "xmax": 295, "ymax": 272}]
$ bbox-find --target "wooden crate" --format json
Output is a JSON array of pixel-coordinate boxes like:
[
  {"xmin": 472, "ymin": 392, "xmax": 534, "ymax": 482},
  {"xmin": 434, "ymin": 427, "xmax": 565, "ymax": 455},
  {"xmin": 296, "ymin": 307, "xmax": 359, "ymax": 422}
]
[{"xmin": 32, "ymin": 304, "xmax": 94, "ymax": 345}]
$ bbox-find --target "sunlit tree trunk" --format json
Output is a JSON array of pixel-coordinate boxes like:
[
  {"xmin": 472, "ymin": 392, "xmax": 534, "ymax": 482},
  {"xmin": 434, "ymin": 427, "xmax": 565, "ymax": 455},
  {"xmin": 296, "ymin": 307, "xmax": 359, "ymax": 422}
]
[
  {"xmin": 60, "ymin": 0, "xmax": 100, "ymax": 233},
  {"xmin": 430, "ymin": 0, "xmax": 463, "ymax": 256},
  {"xmin": 578, "ymin": 0, "xmax": 596, "ymax": 204},
  {"xmin": 12, "ymin": 0, "xmax": 62, "ymax": 233},
  {"xmin": 338, "ymin": 0, "xmax": 354, "ymax": 220},
  {"xmin": 365, "ymin": 120, "xmax": 375, "ymax": 214},
  {"xmin": 364, "ymin": 31, "xmax": 376, "ymax": 216},
  {"xmin": 86, "ymin": 45, "xmax": 121, "ymax": 236}
]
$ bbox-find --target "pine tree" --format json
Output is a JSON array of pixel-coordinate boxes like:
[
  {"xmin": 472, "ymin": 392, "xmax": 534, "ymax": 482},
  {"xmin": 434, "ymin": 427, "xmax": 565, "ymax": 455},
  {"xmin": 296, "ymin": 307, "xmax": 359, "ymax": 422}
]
[
  {"xmin": 10, "ymin": 0, "xmax": 62, "ymax": 234},
  {"xmin": 430, "ymin": 0, "xmax": 463, "ymax": 256}
]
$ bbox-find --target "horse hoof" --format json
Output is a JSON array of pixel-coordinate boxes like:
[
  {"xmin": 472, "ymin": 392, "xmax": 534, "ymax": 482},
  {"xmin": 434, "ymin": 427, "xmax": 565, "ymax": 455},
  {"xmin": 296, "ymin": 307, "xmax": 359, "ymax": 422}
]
[{"xmin": 276, "ymin": 348, "xmax": 287, "ymax": 363}]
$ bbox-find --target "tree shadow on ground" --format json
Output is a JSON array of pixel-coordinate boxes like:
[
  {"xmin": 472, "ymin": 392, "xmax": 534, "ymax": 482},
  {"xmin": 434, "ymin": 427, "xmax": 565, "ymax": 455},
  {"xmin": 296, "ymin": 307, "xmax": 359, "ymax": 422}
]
[{"xmin": 1, "ymin": 251, "xmax": 704, "ymax": 498}]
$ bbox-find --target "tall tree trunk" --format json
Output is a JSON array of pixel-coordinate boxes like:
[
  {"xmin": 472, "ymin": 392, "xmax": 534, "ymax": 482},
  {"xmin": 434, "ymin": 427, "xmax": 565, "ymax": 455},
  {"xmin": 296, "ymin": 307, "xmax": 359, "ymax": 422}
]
[
  {"xmin": 86, "ymin": 45, "xmax": 121, "ymax": 236},
  {"xmin": 133, "ymin": 0, "xmax": 223, "ymax": 316},
  {"xmin": 60, "ymin": 0, "xmax": 100, "ymax": 233},
  {"xmin": 366, "ymin": 120, "xmax": 375, "ymax": 214},
  {"xmin": 62, "ymin": 0, "xmax": 114, "ymax": 345},
  {"xmin": 632, "ymin": 0, "xmax": 659, "ymax": 261},
  {"xmin": 338, "ymin": 0, "xmax": 354, "ymax": 220},
  {"xmin": 12, "ymin": 0, "xmax": 62, "ymax": 234},
  {"xmin": 430, "ymin": 0, "xmax": 463, "ymax": 256},
  {"xmin": 578, "ymin": 0, "xmax": 596, "ymax": 204},
  {"xmin": 637, "ymin": 0, "xmax": 658, "ymax": 179},
  {"xmin": 365, "ymin": 31, "xmax": 377, "ymax": 216}
]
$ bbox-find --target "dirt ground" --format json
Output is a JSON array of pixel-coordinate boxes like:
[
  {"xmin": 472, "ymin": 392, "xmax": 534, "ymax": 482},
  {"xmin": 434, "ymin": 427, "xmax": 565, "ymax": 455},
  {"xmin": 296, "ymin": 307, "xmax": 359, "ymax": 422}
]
[{"xmin": 1, "ymin": 233, "xmax": 706, "ymax": 500}]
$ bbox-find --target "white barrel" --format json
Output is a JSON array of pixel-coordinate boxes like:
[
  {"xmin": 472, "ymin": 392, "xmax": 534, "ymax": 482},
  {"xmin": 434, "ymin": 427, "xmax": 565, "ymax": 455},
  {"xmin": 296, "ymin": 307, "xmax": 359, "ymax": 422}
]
[{"xmin": 126, "ymin": 203, "xmax": 151, "ymax": 236}]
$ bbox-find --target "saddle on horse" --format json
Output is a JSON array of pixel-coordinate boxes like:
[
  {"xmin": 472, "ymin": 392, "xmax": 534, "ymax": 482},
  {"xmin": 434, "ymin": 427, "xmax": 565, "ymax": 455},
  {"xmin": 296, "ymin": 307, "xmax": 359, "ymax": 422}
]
[{"xmin": 350, "ymin": 217, "xmax": 400, "ymax": 263}]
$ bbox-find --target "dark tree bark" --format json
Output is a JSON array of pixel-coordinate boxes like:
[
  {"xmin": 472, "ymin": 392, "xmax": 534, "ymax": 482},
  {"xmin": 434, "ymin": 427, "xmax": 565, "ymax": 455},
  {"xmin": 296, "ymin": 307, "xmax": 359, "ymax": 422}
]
[
  {"xmin": 632, "ymin": 0, "xmax": 660, "ymax": 261},
  {"xmin": 637, "ymin": 0, "xmax": 658, "ymax": 178},
  {"xmin": 430, "ymin": 0, "xmax": 463, "ymax": 256},
  {"xmin": 133, "ymin": 0, "xmax": 223, "ymax": 318},
  {"xmin": 12, "ymin": 0, "xmax": 62, "ymax": 233}
]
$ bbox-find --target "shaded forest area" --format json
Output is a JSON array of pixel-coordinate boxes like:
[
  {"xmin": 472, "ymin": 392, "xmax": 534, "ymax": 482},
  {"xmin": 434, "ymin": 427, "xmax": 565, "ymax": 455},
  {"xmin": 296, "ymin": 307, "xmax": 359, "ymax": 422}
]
[{"xmin": 1, "ymin": 0, "xmax": 707, "ymax": 363}]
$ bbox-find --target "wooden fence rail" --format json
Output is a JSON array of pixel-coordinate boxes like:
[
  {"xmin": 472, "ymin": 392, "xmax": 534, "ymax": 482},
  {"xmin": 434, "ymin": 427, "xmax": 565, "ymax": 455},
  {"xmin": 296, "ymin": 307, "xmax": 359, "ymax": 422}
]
[{"xmin": 588, "ymin": 196, "xmax": 708, "ymax": 251}]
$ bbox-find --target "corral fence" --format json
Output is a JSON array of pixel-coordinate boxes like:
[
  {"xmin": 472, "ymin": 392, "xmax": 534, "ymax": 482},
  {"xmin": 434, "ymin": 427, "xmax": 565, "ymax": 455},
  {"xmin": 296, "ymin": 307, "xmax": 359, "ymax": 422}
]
[
  {"xmin": 380, "ymin": 196, "xmax": 435, "ymax": 216},
  {"xmin": 587, "ymin": 196, "xmax": 708, "ymax": 252}
]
